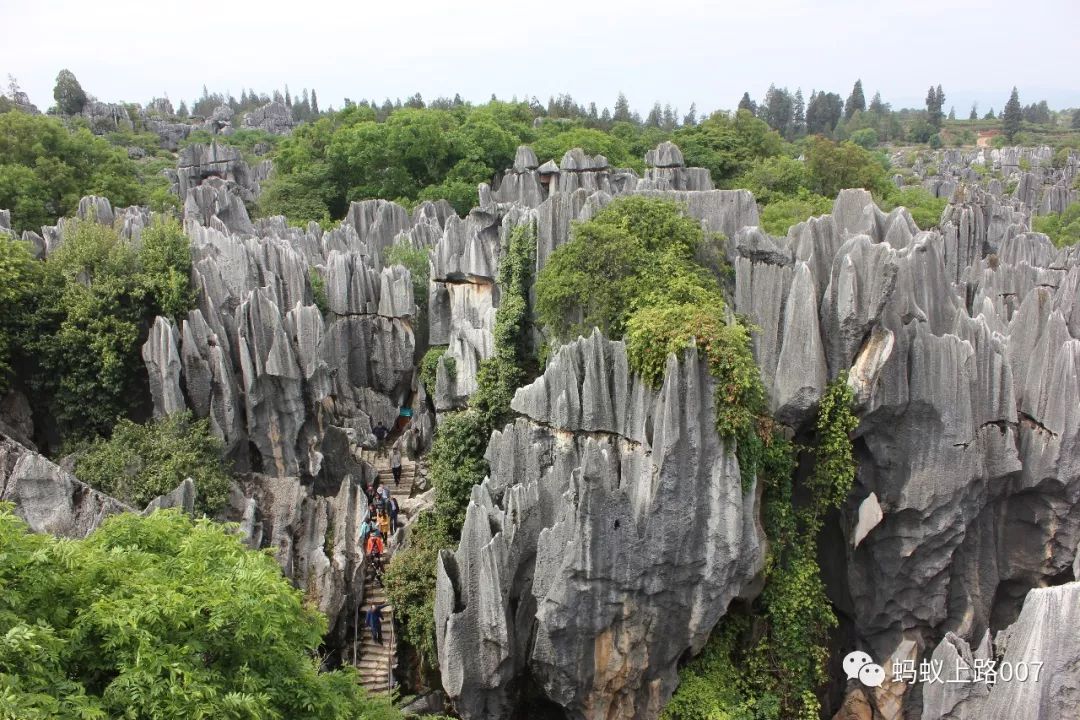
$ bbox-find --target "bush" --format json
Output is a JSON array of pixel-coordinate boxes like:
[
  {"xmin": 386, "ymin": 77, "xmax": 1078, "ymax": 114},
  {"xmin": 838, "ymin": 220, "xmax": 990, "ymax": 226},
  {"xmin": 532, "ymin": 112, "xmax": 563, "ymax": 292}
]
[
  {"xmin": 17, "ymin": 218, "xmax": 194, "ymax": 441},
  {"xmin": 0, "ymin": 112, "xmax": 170, "ymax": 232},
  {"xmin": 665, "ymin": 376, "xmax": 857, "ymax": 720},
  {"xmin": 879, "ymin": 186, "xmax": 948, "ymax": 231},
  {"xmin": 676, "ymin": 110, "xmax": 786, "ymax": 184},
  {"xmin": 74, "ymin": 411, "xmax": 231, "ymax": 515},
  {"xmin": 309, "ymin": 266, "xmax": 329, "ymax": 314},
  {"xmin": 758, "ymin": 191, "xmax": 833, "ymax": 236},
  {"xmin": 0, "ymin": 234, "xmax": 39, "ymax": 391},
  {"xmin": 536, "ymin": 197, "xmax": 705, "ymax": 339},
  {"xmin": 383, "ymin": 511, "xmax": 452, "ymax": 673},
  {"xmin": 419, "ymin": 346, "xmax": 451, "ymax": 392},
  {"xmin": 734, "ymin": 155, "xmax": 809, "ymax": 205},
  {"xmin": 849, "ymin": 127, "xmax": 878, "ymax": 149},
  {"xmin": 0, "ymin": 505, "xmax": 399, "ymax": 720},
  {"xmin": 1033, "ymin": 201, "xmax": 1080, "ymax": 247},
  {"xmin": 384, "ymin": 243, "xmax": 431, "ymax": 308},
  {"xmin": 804, "ymin": 137, "xmax": 891, "ymax": 198}
]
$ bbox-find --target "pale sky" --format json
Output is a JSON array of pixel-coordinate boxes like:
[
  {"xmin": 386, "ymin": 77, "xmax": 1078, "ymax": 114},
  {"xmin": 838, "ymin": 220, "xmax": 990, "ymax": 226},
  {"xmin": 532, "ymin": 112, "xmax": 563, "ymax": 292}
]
[{"xmin": 2, "ymin": 0, "xmax": 1077, "ymax": 118}]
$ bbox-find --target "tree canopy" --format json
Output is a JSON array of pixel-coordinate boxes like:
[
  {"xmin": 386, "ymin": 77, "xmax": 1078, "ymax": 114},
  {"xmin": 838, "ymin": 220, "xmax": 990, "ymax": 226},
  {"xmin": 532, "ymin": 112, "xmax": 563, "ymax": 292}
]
[
  {"xmin": 0, "ymin": 112, "xmax": 170, "ymax": 232},
  {"xmin": 0, "ymin": 505, "xmax": 399, "ymax": 720}
]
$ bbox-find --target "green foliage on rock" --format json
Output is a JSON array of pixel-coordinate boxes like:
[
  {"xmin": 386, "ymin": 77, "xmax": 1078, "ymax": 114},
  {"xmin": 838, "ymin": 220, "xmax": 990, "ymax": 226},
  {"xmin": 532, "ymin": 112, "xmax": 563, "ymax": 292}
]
[
  {"xmin": 879, "ymin": 186, "xmax": 948, "ymax": 231},
  {"xmin": 733, "ymin": 155, "xmax": 808, "ymax": 205},
  {"xmin": 0, "ymin": 505, "xmax": 398, "ymax": 720},
  {"xmin": 849, "ymin": 127, "xmax": 879, "ymax": 149},
  {"xmin": 536, "ymin": 197, "xmax": 709, "ymax": 340},
  {"xmin": 1033, "ymin": 201, "xmax": 1080, "ymax": 247},
  {"xmin": 73, "ymin": 411, "xmax": 231, "ymax": 516},
  {"xmin": 16, "ymin": 218, "xmax": 193, "ymax": 442},
  {"xmin": 309, "ymin": 266, "xmax": 329, "ymax": 314},
  {"xmin": 385, "ymin": 244, "xmax": 432, "ymax": 308},
  {"xmin": 0, "ymin": 112, "xmax": 171, "ymax": 232},
  {"xmin": 664, "ymin": 375, "xmax": 858, "ymax": 720},
  {"xmin": 758, "ymin": 191, "xmax": 833, "ymax": 235},
  {"xmin": 383, "ymin": 512, "xmax": 452, "ymax": 673},
  {"xmin": 419, "ymin": 346, "xmax": 452, "ymax": 394}
]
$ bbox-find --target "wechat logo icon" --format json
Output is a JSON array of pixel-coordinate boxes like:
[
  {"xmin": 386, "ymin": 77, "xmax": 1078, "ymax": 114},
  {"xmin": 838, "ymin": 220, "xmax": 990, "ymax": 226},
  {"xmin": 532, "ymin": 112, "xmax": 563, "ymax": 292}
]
[{"xmin": 844, "ymin": 650, "xmax": 886, "ymax": 688}]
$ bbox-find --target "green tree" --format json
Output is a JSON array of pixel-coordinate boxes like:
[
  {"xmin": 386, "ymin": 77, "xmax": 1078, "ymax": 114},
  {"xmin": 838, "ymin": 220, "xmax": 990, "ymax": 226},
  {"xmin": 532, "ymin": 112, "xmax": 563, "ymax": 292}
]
[
  {"xmin": 1002, "ymin": 87, "xmax": 1022, "ymax": 141},
  {"xmin": 536, "ymin": 197, "xmax": 707, "ymax": 339},
  {"xmin": 73, "ymin": 411, "xmax": 231, "ymax": 515},
  {"xmin": 804, "ymin": 136, "xmax": 890, "ymax": 198},
  {"xmin": 738, "ymin": 92, "xmax": 756, "ymax": 115},
  {"xmin": 734, "ymin": 155, "xmax": 810, "ymax": 205},
  {"xmin": 0, "ymin": 505, "xmax": 399, "ymax": 720},
  {"xmin": 675, "ymin": 110, "xmax": 785, "ymax": 185},
  {"xmin": 1072, "ymin": 108, "xmax": 1080, "ymax": 130},
  {"xmin": 52, "ymin": 69, "xmax": 87, "ymax": 116},
  {"xmin": 0, "ymin": 112, "xmax": 164, "ymax": 232},
  {"xmin": 18, "ymin": 218, "xmax": 192, "ymax": 442},
  {"xmin": 1032, "ymin": 201, "xmax": 1080, "ymax": 248},
  {"xmin": 849, "ymin": 127, "xmax": 879, "ymax": 149},
  {"xmin": 844, "ymin": 79, "xmax": 866, "ymax": 120},
  {"xmin": 759, "ymin": 192, "xmax": 833, "ymax": 235},
  {"xmin": 0, "ymin": 235, "xmax": 39, "ymax": 390}
]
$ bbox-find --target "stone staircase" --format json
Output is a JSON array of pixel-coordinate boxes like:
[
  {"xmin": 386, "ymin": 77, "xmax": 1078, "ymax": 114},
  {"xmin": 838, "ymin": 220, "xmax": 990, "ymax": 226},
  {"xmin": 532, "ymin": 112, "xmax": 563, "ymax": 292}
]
[
  {"xmin": 351, "ymin": 448, "xmax": 417, "ymax": 695},
  {"xmin": 355, "ymin": 572, "xmax": 397, "ymax": 694}
]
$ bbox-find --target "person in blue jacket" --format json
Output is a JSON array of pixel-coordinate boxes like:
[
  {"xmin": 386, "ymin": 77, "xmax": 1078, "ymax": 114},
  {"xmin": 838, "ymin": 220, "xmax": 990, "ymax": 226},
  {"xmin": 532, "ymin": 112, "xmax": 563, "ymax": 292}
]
[{"xmin": 366, "ymin": 602, "xmax": 388, "ymax": 645}]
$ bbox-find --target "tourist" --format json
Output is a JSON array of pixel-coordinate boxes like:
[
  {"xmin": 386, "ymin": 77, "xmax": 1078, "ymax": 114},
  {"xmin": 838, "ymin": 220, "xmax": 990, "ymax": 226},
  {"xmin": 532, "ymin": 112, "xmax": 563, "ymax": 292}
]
[
  {"xmin": 390, "ymin": 443, "xmax": 402, "ymax": 485},
  {"xmin": 359, "ymin": 515, "xmax": 372, "ymax": 548},
  {"xmin": 389, "ymin": 496, "xmax": 399, "ymax": 533},
  {"xmin": 365, "ymin": 603, "xmax": 387, "ymax": 645},
  {"xmin": 372, "ymin": 421, "xmax": 388, "ymax": 448},
  {"xmin": 377, "ymin": 510, "xmax": 391, "ymax": 540},
  {"xmin": 366, "ymin": 531, "xmax": 385, "ymax": 559}
]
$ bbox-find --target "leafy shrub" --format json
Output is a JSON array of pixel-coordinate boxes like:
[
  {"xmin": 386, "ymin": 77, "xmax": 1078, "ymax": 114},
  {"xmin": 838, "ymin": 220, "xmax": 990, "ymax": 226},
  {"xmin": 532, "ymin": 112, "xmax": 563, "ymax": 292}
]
[
  {"xmin": 758, "ymin": 191, "xmax": 833, "ymax": 236},
  {"xmin": 849, "ymin": 127, "xmax": 879, "ymax": 149},
  {"xmin": 385, "ymin": 243, "xmax": 431, "ymax": 297},
  {"xmin": 804, "ymin": 137, "xmax": 891, "ymax": 198},
  {"xmin": 384, "ymin": 511, "xmax": 452, "ymax": 674},
  {"xmin": 928, "ymin": 133, "xmax": 943, "ymax": 149},
  {"xmin": 17, "ymin": 218, "xmax": 193, "ymax": 441},
  {"xmin": 74, "ymin": 411, "xmax": 231, "ymax": 515},
  {"xmin": 0, "ymin": 112, "xmax": 171, "ymax": 232},
  {"xmin": 879, "ymin": 186, "xmax": 948, "ymax": 231},
  {"xmin": 734, "ymin": 155, "xmax": 809, "ymax": 205},
  {"xmin": 665, "ymin": 376, "xmax": 857, "ymax": 720},
  {"xmin": 139, "ymin": 217, "xmax": 194, "ymax": 319},
  {"xmin": 309, "ymin": 266, "xmax": 329, "ymax": 314},
  {"xmin": 419, "ymin": 346, "xmax": 453, "ymax": 392},
  {"xmin": 676, "ymin": 110, "xmax": 786, "ymax": 184},
  {"xmin": 1033, "ymin": 201, "xmax": 1080, "ymax": 247},
  {"xmin": 0, "ymin": 235, "xmax": 39, "ymax": 391},
  {"xmin": 536, "ymin": 197, "xmax": 705, "ymax": 339},
  {"xmin": 0, "ymin": 505, "xmax": 399, "ymax": 720}
]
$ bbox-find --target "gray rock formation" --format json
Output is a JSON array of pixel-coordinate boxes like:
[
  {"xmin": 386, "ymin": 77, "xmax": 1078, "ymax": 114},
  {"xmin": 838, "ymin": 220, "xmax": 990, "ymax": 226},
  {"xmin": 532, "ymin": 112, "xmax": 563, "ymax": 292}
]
[
  {"xmin": 177, "ymin": 142, "xmax": 270, "ymax": 204},
  {"xmin": 435, "ymin": 332, "xmax": 764, "ymax": 720},
  {"xmin": 241, "ymin": 101, "xmax": 296, "ymax": 135},
  {"xmin": 0, "ymin": 433, "xmax": 131, "ymax": 537}
]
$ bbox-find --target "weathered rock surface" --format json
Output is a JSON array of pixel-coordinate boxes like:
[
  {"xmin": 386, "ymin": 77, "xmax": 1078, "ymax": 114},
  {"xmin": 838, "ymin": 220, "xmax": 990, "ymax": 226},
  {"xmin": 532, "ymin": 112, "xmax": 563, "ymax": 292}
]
[
  {"xmin": 241, "ymin": 100, "xmax": 296, "ymax": 135},
  {"xmin": 0, "ymin": 432, "xmax": 130, "ymax": 537},
  {"xmin": 435, "ymin": 332, "xmax": 764, "ymax": 720}
]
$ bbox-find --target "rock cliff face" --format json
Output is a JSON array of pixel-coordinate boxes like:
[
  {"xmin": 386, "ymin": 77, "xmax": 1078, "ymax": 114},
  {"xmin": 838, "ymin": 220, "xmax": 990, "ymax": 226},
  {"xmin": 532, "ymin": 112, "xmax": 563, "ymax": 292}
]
[
  {"xmin": 431, "ymin": 144, "xmax": 1080, "ymax": 720},
  {"xmin": 435, "ymin": 332, "xmax": 764, "ymax": 720}
]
